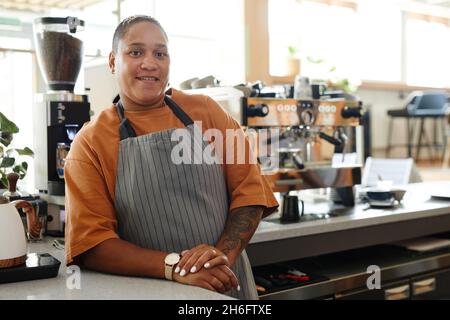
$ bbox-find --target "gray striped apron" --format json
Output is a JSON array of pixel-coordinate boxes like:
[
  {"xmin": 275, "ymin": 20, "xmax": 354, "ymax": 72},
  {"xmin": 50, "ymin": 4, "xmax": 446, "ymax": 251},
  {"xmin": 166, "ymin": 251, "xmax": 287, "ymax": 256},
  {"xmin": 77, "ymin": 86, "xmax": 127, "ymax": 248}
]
[{"xmin": 113, "ymin": 96, "xmax": 257, "ymax": 300}]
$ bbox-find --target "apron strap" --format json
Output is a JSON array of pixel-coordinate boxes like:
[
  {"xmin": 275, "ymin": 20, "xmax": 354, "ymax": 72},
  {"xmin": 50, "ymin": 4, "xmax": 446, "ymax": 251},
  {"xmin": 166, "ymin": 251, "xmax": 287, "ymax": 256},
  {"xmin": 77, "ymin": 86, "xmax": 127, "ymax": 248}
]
[
  {"xmin": 115, "ymin": 100, "xmax": 138, "ymax": 140},
  {"xmin": 164, "ymin": 96, "xmax": 194, "ymax": 127},
  {"xmin": 114, "ymin": 94, "xmax": 194, "ymax": 140}
]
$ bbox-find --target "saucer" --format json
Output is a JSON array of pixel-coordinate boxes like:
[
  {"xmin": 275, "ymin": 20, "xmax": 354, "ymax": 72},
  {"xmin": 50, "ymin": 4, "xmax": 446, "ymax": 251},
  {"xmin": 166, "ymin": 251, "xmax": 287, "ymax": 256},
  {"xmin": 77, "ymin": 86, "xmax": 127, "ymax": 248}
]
[{"xmin": 368, "ymin": 198, "xmax": 397, "ymax": 208}]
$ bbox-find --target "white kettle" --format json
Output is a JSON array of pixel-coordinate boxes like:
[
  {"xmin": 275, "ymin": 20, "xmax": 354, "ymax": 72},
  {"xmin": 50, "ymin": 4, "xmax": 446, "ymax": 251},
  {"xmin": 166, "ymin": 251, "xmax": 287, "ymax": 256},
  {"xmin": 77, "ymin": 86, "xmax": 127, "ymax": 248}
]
[{"xmin": 0, "ymin": 200, "xmax": 29, "ymax": 268}]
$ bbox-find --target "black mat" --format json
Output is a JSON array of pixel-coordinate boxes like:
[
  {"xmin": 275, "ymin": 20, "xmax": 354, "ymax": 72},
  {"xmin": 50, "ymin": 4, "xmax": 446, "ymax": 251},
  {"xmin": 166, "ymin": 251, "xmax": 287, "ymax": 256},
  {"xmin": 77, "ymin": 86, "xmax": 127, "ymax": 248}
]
[{"xmin": 0, "ymin": 253, "xmax": 60, "ymax": 284}]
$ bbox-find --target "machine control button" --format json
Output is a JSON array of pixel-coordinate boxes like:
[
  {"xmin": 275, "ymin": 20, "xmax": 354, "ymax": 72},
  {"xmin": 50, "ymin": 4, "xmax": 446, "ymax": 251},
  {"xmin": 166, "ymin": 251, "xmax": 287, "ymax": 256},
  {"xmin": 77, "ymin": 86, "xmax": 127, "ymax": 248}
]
[
  {"xmin": 341, "ymin": 106, "xmax": 363, "ymax": 118},
  {"xmin": 247, "ymin": 104, "xmax": 269, "ymax": 117}
]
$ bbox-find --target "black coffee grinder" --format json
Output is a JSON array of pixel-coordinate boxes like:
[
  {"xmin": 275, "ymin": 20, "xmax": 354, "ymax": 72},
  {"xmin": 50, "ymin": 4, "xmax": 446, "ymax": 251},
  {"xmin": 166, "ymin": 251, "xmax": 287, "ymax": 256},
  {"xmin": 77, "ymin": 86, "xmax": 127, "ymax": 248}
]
[{"xmin": 32, "ymin": 17, "xmax": 90, "ymax": 196}]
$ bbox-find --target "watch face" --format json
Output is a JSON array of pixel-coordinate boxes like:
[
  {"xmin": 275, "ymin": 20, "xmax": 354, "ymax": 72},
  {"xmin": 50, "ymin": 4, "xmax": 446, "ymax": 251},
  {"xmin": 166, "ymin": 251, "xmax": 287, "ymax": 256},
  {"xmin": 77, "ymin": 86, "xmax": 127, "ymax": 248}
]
[{"xmin": 165, "ymin": 253, "xmax": 180, "ymax": 265}]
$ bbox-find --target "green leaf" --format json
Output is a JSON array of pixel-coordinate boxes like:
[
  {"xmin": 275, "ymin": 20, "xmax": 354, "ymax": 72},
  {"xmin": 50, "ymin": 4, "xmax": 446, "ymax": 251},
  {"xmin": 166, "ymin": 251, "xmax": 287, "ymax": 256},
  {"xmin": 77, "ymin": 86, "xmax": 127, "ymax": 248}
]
[
  {"xmin": 15, "ymin": 147, "xmax": 34, "ymax": 157},
  {"xmin": 13, "ymin": 164, "xmax": 27, "ymax": 179},
  {"xmin": 21, "ymin": 161, "xmax": 28, "ymax": 170},
  {"xmin": 0, "ymin": 132, "xmax": 13, "ymax": 147},
  {"xmin": 288, "ymin": 46, "xmax": 298, "ymax": 56},
  {"xmin": 0, "ymin": 112, "xmax": 19, "ymax": 134},
  {"xmin": 307, "ymin": 56, "xmax": 324, "ymax": 64},
  {"xmin": 13, "ymin": 163, "xmax": 25, "ymax": 171},
  {"xmin": 0, "ymin": 157, "xmax": 15, "ymax": 168},
  {"xmin": 0, "ymin": 175, "xmax": 7, "ymax": 189}
]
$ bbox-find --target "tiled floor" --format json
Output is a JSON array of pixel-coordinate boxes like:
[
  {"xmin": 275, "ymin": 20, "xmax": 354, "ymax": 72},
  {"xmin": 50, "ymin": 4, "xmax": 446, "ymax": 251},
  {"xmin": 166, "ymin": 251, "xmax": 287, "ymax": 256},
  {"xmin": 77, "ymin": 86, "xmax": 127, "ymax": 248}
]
[{"xmin": 417, "ymin": 166, "xmax": 450, "ymax": 182}]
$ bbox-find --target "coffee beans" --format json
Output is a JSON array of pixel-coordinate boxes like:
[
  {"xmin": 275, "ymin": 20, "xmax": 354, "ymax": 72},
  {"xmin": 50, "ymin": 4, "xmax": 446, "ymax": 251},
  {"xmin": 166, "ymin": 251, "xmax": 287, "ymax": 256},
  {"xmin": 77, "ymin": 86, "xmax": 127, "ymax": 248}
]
[{"xmin": 36, "ymin": 31, "xmax": 83, "ymax": 91}]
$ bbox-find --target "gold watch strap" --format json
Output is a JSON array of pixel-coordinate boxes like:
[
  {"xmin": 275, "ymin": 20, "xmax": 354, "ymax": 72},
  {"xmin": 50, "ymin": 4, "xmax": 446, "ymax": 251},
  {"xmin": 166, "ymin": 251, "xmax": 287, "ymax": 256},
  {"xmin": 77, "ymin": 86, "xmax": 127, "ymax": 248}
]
[
  {"xmin": 165, "ymin": 263, "xmax": 174, "ymax": 280},
  {"xmin": 164, "ymin": 253, "xmax": 180, "ymax": 281}
]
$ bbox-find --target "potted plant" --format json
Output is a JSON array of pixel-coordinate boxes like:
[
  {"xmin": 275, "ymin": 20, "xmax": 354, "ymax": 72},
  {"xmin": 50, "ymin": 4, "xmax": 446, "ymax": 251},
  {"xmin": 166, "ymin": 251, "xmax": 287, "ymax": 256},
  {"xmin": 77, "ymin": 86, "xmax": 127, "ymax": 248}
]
[
  {"xmin": 286, "ymin": 45, "xmax": 301, "ymax": 76},
  {"xmin": 0, "ymin": 112, "xmax": 33, "ymax": 190},
  {"xmin": 306, "ymin": 56, "xmax": 361, "ymax": 94}
]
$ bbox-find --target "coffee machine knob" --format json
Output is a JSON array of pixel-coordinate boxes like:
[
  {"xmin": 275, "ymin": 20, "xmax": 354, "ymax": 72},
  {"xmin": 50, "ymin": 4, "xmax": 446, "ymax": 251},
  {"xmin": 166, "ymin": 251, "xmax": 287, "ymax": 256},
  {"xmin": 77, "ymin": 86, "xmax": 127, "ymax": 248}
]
[
  {"xmin": 341, "ymin": 106, "xmax": 362, "ymax": 119},
  {"xmin": 247, "ymin": 104, "xmax": 269, "ymax": 117}
]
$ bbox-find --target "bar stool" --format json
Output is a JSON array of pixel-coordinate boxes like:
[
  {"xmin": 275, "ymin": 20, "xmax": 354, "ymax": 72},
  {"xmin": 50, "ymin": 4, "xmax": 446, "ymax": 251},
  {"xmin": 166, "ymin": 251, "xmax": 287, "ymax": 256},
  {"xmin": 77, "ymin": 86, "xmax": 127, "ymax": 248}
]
[{"xmin": 386, "ymin": 91, "xmax": 449, "ymax": 160}]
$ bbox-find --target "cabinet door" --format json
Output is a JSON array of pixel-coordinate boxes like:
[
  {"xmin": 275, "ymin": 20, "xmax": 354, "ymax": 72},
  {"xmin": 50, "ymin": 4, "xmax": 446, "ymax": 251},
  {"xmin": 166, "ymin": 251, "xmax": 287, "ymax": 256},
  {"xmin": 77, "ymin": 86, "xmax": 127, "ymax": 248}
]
[
  {"xmin": 411, "ymin": 268, "xmax": 450, "ymax": 300},
  {"xmin": 335, "ymin": 288, "xmax": 385, "ymax": 300}
]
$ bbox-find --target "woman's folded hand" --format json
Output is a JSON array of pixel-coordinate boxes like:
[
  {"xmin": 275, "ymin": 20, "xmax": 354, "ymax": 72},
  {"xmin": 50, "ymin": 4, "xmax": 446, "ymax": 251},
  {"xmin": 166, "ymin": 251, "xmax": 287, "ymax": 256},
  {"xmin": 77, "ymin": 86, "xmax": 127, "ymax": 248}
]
[
  {"xmin": 173, "ymin": 264, "xmax": 239, "ymax": 293},
  {"xmin": 175, "ymin": 243, "xmax": 230, "ymax": 277}
]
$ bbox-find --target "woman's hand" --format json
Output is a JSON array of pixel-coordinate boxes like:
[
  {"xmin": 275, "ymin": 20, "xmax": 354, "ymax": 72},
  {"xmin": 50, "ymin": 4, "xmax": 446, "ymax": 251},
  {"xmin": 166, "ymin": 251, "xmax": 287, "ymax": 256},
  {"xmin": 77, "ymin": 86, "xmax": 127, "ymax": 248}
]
[
  {"xmin": 173, "ymin": 264, "xmax": 239, "ymax": 293},
  {"xmin": 175, "ymin": 244, "xmax": 230, "ymax": 277}
]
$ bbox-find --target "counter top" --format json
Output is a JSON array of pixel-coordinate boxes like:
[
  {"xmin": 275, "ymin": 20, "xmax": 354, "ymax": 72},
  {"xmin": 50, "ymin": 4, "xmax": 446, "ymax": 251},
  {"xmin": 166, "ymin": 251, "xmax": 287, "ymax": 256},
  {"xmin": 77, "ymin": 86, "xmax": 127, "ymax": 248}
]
[
  {"xmin": 0, "ymin": 239, "xmax": 233, "ymax": 300},
  {"xmin": 252, "ymin": 181, "xmax": 450, "ymax": 244},
  {"xmin": 4, "ymin": 181, "xmax": 449, "ymax": 299},
  {"xmin": 248, "ymin": 181, "xmax": 450, "ymax": 266}
]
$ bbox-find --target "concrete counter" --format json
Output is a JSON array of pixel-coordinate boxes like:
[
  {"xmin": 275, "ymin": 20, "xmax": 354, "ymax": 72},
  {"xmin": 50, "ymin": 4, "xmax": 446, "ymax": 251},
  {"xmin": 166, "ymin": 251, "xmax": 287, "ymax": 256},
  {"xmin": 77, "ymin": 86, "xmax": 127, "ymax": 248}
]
[{"xmin": 0, "ymin": 238, "xmax": 233, "ymax": 300}]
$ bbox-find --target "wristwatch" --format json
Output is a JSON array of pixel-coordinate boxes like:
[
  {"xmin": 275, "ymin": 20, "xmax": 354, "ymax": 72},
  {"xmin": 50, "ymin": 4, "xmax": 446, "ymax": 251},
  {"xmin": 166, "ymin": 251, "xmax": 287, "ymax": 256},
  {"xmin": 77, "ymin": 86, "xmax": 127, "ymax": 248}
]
[{"xmin": 164, "ymin": 253, "xmax": 180, "ymax": 280}]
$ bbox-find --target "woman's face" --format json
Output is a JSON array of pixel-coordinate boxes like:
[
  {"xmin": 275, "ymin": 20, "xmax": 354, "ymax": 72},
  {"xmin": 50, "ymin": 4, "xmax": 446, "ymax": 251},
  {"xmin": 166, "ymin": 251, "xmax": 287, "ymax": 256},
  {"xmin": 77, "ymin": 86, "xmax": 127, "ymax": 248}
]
[{"xmin": 109, "ymin": 22, "xmax": 170, "ymax": 108}]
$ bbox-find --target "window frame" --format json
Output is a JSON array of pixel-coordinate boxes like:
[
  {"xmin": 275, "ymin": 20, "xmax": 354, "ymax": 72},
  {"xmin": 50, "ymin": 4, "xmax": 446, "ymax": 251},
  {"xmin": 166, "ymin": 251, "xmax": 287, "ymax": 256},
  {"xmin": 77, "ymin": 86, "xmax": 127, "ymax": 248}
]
[{"xmin": 245, "ymin": 0, "xmax": 450, "ymax": 91}]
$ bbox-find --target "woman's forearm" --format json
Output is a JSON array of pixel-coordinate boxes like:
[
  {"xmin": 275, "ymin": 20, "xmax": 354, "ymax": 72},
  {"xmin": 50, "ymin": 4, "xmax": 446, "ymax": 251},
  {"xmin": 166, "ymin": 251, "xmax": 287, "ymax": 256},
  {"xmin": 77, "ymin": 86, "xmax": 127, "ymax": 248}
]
[
  {"xmin": 215, "ymin": 205, "xmax": 264, "ymax": 265},
  {"xmin": 80, "ymin": 238, "xmax": 167, "ymax": 278}
]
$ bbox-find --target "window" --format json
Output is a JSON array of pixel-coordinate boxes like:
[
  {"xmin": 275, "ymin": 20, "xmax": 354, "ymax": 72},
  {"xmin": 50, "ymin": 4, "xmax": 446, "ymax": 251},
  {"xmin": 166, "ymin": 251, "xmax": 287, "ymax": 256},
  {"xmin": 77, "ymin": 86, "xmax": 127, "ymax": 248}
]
[
  {"xmin": 356, "ymin": 0, "xmax": 402, "ymax": 82},
  {"xmin": 155, "ymin": 0, "xmax": 245, "ymax": 86},
  {"xmin": 268, "ymin": 0, "xmax": 450, "ymax": 88},
  {"xmin": 269, "ymin": 0, "xmax": 362, "ymax": 81},
  {"xmin": 405, "ymin": 15, "xmax": 450, "ymax": 88},
  {"xmin": 269, "ymin": 0, "xmax": 402, "ymax": 82},
  {"xmin": 81, "ymin": 0, "xmax": 245, "ymax": 87},
  {"xmin": 0, "ymin": 41, "xmax": 34, "ymax": 192}
]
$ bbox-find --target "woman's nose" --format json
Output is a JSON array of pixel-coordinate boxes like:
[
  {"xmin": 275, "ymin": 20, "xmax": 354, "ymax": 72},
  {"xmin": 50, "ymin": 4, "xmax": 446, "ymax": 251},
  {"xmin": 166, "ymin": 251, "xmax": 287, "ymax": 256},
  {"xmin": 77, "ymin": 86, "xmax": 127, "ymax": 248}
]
[{"xmin": 140, "ymin": 54, "xmax": 158, "ymax": 70}]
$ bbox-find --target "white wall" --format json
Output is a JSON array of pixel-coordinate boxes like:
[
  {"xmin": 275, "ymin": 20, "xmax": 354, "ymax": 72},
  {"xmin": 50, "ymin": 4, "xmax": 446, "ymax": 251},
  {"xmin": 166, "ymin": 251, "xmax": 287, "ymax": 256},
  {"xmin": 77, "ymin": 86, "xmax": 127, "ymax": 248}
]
[
  {"xmin": 357, "ymin": 88, "xmax": 407, "ymax": 150},
  {"xmin": 84, "ymin": 58, "xmax": 118, "ymax": 118}
]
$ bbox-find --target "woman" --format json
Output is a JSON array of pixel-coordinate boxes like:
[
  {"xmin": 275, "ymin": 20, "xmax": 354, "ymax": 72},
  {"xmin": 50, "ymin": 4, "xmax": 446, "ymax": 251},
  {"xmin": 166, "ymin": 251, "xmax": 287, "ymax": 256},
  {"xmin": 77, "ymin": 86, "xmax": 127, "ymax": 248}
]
[{"xmin": 65, "ymin": 15, "xmax": 278, "ymax": 300}]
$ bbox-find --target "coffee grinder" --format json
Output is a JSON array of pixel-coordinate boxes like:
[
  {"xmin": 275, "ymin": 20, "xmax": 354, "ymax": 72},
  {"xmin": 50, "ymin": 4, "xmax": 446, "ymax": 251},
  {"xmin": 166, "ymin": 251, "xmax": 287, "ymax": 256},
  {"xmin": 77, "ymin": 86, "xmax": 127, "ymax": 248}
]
[{"xmin": 32, "ymin": 17, "xmax": 90, "ymax": 196}]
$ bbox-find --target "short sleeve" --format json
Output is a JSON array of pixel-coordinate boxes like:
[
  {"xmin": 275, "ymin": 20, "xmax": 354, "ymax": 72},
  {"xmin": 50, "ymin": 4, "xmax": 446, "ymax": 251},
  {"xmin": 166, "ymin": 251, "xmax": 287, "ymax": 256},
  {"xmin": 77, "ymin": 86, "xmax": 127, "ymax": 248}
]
[
  {"xmin": 64, "ymin": 140, "xmax": 119, "ymax": 265},
  {"xmin": 205, "ymin": 97, "xmax": 279, "ymax": 217}
]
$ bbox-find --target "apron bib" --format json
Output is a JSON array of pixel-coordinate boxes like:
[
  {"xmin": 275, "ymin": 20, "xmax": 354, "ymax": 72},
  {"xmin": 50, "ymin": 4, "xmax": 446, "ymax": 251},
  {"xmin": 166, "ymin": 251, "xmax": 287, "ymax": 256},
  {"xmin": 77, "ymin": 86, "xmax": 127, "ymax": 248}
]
[{"xmin": 114, "ymin": 96, "xmax": 257, "ymax": 300}]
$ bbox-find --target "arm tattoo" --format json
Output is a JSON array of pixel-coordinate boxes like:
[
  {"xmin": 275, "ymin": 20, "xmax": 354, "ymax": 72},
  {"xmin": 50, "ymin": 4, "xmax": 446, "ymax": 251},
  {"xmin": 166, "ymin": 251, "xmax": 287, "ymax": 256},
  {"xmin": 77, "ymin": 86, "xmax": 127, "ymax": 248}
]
[{"xmin": 220, "ymin": 206, "xmax": 262, "ymax": 255}]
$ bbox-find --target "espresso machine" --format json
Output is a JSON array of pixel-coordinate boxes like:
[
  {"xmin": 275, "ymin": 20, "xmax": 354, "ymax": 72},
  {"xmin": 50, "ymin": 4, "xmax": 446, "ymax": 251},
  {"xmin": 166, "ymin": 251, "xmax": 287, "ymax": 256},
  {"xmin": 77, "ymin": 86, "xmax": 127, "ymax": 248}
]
[
  {"xmin": 32, "ymin": 17, "xmax": 90, "ymax": 196},
  {"xmin": 242, "ymin": 95, "xmax": 364, "ymax": 222}
]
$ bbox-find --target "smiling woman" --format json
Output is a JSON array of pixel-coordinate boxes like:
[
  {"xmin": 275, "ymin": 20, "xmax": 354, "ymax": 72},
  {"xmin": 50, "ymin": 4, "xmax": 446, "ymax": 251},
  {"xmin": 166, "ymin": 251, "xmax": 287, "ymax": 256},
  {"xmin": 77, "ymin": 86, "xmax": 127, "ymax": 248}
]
[
  {"xmin": 109, "ymin": 16, "xmax": 170, "ymax": 110},
  {"xmin": 64, "ymin": 15, "xmax": 278, "ymax": 300}
]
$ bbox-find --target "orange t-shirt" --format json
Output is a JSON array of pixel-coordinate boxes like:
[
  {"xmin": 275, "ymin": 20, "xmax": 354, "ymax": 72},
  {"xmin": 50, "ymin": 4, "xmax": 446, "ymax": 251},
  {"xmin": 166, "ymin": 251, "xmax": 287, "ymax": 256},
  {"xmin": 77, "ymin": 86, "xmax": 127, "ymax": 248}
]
[{"xmin": 64, "ymin": 89, "xmax": 278, "ymax": 264}]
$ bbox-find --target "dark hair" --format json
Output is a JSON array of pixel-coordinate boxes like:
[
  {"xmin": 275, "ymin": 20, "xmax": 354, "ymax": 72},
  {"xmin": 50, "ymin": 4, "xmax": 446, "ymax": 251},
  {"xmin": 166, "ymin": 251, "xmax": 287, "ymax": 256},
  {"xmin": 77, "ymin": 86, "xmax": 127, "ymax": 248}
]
[{"xmin": 112, "ymin": 15, "xmax": 168, "ymax": 53}]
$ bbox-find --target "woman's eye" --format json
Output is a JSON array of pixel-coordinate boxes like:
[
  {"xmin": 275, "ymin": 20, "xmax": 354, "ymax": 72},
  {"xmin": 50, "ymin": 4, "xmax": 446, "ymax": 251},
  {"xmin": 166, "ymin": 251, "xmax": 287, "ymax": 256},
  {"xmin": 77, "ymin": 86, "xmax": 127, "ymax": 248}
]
[
  {"xmin": 129, "ymin": 50, "xmax": 142, "ymax": 57},
  {"xmin": 155, "ymin": 52, "xmax": 168, "ymax": 58}
]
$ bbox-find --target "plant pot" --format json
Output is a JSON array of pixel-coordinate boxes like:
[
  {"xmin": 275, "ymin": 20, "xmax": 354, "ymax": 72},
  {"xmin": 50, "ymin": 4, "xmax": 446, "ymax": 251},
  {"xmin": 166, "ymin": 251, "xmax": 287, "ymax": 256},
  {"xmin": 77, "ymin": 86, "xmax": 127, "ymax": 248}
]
[{"xmin": 285, "ymin": 58, "xmax": 300, "ymax": 77}]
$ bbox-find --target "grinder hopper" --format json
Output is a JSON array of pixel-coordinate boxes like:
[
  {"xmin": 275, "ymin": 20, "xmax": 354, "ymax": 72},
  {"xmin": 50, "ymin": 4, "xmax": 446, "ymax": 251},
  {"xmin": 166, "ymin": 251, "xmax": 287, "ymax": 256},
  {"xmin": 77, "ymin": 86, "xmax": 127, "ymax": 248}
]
[{"xmin": 33, "ymin": 16, "xmax": 84, "ymax": 92}]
